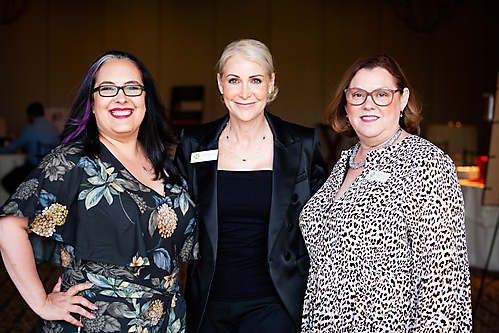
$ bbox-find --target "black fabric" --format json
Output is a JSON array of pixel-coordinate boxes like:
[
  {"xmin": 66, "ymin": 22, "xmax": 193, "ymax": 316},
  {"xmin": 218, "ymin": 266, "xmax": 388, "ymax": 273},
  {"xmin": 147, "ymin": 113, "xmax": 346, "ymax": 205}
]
[
  {"xmin": 199, "ymin": 296, "xmax": 296, "ymax": 333},
  {"xmin": 0, "ymin": 142, "xmax": 198, "ymax": 332},
  {"xmin": 175, "ymin": 111, "xmax": 329, "ymax": 332},
  {"xmin": 210, "ymin": 170, "xmax": 276, "ymax": 301}
]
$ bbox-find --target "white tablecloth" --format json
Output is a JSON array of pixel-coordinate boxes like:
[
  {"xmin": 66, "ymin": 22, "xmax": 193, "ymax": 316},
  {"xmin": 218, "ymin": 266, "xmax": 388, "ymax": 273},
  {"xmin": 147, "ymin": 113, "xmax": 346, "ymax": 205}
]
[
  {"xmin": 462, "ymin": 183, "xmax": 499, "ymax": 271},
  {"xmin": 0, "ymin": 154, "xmax": 27, "ymax": 205}
]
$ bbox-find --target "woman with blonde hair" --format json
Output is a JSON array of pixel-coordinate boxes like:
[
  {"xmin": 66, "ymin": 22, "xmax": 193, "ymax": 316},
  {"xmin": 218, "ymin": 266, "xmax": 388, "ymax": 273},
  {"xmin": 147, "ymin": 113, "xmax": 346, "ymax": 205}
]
[{"xmin": 175, "ymin": 39, "xmax": 328, "ymax": 332}]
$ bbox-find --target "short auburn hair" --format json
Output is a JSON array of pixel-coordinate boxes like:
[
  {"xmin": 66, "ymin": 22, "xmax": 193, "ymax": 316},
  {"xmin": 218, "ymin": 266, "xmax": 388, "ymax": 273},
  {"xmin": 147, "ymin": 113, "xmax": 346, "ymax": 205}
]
[{"xmin": 324, "ymin": 54, "xmax": 422, "ymax": 137}]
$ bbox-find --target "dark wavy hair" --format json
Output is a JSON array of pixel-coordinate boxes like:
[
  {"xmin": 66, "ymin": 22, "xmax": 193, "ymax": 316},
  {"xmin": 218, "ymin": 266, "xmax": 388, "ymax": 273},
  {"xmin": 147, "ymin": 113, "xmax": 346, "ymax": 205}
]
[
  {"xmin": 324, "ymin": 54, "xmax": 422, "ymax": 137},
  {"xmin": 60, "ymin": 50, "xmax": 180, "ymax": 184}
]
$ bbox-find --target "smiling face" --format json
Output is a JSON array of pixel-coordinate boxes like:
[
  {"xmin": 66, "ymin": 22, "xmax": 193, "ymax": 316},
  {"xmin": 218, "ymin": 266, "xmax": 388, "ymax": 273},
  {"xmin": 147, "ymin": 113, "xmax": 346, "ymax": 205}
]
[
  {"xmin": 92, "ymin": 58, "xmax": 146, "ymax": 141},
  {"xmin": 346, "ymin": 67, "xmax": 409, "ymax": 146},
  {"xmin": 217, "ymin": 56, "xmax": 274, "ymax": 123}
]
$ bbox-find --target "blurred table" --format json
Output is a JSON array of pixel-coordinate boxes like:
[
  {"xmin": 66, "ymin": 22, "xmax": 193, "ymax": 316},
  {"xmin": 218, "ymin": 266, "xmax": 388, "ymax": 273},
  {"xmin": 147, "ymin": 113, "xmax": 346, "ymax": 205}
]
[
  {"xmin": 0, "ymin": 154, "xmax": 27, "ymax": 205},
  {"xmin": 461, "ymin": 180, "xmax": 499, "ymax": 271}
]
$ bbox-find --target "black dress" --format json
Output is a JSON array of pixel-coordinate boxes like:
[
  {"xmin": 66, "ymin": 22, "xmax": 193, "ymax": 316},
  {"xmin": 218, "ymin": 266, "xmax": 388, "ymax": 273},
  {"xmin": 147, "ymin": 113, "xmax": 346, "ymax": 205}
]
[{"xmin": 0, "ymin": 142, "xmax": 198, "ymax": 333}]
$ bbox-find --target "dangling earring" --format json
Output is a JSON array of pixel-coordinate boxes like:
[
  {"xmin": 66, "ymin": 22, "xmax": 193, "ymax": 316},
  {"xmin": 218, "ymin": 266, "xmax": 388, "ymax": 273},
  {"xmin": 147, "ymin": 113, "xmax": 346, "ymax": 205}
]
[{"xmin": 400, "ymin": 111, "xmax": 404, "ymax": 118}]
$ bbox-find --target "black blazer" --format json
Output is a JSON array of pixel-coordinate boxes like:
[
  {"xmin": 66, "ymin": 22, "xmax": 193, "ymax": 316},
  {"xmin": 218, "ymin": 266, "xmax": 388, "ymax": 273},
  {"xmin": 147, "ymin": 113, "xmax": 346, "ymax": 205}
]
[{"xmin": 175, "ymin": 111, "xmax": 328, "ymax": 332}]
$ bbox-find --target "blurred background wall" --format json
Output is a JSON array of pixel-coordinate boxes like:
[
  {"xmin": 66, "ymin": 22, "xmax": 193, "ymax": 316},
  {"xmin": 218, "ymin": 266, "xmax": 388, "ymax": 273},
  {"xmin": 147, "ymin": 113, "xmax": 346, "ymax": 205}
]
[{"xmin": 0, "ymin": 0, "xmax": 498, "ymax": 160}]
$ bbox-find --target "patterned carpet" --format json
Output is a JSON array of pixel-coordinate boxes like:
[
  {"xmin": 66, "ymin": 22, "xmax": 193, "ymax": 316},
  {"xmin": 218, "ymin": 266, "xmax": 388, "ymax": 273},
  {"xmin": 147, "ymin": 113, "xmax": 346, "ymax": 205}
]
[{"xmin": 0, "ymin": 261, "xmax": 498, "ymax": 332}]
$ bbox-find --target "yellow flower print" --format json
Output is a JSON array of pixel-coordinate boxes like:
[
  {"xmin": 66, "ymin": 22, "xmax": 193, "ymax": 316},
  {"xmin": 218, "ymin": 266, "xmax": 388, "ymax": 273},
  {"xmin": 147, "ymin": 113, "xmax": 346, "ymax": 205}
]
[
  {"xmin": 118, "ymin": 281, "xmax": 130, "ymax": 289},
  {"xmin": 31, "ymin": 213, "xmax": 56, "ymax": 237},
  {"xmin": 60, "ymin": 245, "xmax": 71, "ymax": 268},
  {"xmin": 145, "ymin": 299, "xmax": 164, "ymax": 326},
  {"xmin": 157, "ymin": 203, "xmax": 178, "ymax": 238},
  {"xmin": 46, "ymin": 203, "xmax": 69, "ymax": 226},
  {"xmin": 163, "ymin": 273, "xmax": 175, "ymax": 289},
  {"xmin": 128, "ymin": 253, "xmax": 150, "ymax": 277},
  {"xmin": 130, "ymin": 255, "xmax": 145, "ymax": 267},
  {"xmin": 128, "ymin": 326, "xmax": 149, "ymax": 333},
  {"xmin": 31, "ymin": 203, "xmax": 68, "ymax": 237},
  {"xmin": 110, "ymin": 182, "xmax": 124, "ymax": 193},
  {"xmin": 106, "ymin": 167, "xmax": 115, "ymax": 176},
  {"xmin": 171, "ymin": 295, "xmax": 177, "ymax": 308}
]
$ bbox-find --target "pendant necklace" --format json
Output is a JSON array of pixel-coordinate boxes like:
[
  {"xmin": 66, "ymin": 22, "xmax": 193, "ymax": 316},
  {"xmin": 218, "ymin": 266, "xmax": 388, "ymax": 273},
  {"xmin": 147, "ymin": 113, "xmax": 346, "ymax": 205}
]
[
  {"xmin": 349, "ymin": 128, "xmax": 402, "ymax": 169},
  {"xmin": 103, "ymin": 138, "xmax": 152, "ymax": 174},
  {"xmin": 226, "ymin": 122, "xmax": 267, "ymax": 162}
]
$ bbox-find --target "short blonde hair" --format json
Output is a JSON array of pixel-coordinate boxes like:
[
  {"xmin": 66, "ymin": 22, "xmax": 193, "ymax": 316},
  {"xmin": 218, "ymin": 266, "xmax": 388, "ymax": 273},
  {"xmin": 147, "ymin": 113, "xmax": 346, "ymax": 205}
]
[{"xmin": 217, "ymin": 39, "xmax": 279, "ymax": 103}]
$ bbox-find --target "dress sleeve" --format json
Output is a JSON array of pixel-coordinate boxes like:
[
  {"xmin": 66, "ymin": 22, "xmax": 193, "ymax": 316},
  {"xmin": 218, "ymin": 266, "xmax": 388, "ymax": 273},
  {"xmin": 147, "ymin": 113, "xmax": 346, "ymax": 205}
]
[
  {"xmin": 0, "ymin": 144, "xmax": 84, "ymax": 266},
  {"xmin": 406, "ymin": 152, "xmax": 472, "ymax": 331}
]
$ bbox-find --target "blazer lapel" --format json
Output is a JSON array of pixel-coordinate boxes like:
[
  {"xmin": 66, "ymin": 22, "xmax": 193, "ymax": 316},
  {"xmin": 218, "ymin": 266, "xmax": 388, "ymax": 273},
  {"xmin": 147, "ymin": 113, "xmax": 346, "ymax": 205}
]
[{"xmin": 266, "ymin": 112, "xmax": 302, "ymax": 252}]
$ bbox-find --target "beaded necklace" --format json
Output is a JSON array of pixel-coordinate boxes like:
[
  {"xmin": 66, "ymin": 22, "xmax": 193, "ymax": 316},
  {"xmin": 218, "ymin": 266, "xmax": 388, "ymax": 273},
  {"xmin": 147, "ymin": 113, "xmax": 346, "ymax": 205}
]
[{"xmin": 349, "ymin": 128, "xmax": 402, "ymax": 169}]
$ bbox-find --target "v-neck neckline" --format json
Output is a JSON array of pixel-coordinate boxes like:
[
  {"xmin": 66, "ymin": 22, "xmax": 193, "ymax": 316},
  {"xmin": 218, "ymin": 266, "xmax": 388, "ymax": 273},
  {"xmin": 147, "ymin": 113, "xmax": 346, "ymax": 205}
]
[{"xmin": 100, "ymin": 142, "xmax": 166, "ymax": 197}]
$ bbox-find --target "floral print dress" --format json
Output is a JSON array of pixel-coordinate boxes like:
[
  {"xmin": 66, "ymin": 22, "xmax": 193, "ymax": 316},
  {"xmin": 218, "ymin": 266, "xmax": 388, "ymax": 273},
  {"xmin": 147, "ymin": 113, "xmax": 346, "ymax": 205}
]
[{"xmin": 1, "ymin": 143, "xmax": 198, "ymax": 333}]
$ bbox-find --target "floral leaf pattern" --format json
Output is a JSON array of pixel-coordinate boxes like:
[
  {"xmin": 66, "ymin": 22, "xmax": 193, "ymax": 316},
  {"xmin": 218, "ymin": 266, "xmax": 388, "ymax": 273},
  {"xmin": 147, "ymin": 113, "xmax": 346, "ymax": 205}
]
[
  {"xmin": 2, "ymin": 201, "xmax": 23, "ymax": 217},
  {"xmin": 178, "ymin": 193, "xmax": 189, "ymax": 216},
  {"xmin": 153, "ymin": 248, "xmax": 171, "ymax": 273},
  {"xmin": 148, "ymin": 209, "xmax": 159, "ymax": 237},
  {"xmin": 77, "ymin": 156, "xmax": 126, "ymax": 210},
  {"xmin": 80, "ymin": 301, "xmax": 121, "ymax": 333},
  {"xmin": 120, "ymin": 169, "xmax": 150, "ymax": 192},
  {"xmin": 12, "ymin": 178, "xmax": 38, "ymax": 200},
  {"xmin": 128, "ymin": 191, "xmax": 148, "ymax": 213},
  {"xmin": 1, "ymin": 142, "xmax": 196, "ymax": 332},
  {"xmin": 41, "ymin": 320, "xmax": 64, "ymax": 333},
  {"xmin": 38, "ymin": 144, "xmax": 81, "ymax": 181}
]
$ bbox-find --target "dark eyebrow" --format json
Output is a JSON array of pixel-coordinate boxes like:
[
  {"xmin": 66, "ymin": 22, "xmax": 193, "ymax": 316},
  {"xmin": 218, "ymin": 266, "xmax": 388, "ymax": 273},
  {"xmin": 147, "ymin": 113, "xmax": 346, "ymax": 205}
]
[{"xmin": 96, "ymin": 80, "xmax": 142, "ymax": 86}]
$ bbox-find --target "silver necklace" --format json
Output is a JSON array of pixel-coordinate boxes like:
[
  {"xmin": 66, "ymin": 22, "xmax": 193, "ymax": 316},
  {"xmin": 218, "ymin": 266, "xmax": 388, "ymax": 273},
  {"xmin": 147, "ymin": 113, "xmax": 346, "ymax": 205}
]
[
  {"xmin": 349, "ymin": 128, "xmax": 402, "ymax": 169},
  {"xmin": 104, "ymin": 139, "xmax": 151, "ymax": 174},
  {"xmin": 226, "ymin": 123, "xmax": 267, "ymax": 162}
]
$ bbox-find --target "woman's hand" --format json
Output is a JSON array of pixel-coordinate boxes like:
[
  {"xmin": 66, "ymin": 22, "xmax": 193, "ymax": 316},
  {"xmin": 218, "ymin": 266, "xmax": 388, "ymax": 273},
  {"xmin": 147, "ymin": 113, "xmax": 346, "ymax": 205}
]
[{"xmin": 37, "ymin": 278, "xmax": 98, "ymax": 327}]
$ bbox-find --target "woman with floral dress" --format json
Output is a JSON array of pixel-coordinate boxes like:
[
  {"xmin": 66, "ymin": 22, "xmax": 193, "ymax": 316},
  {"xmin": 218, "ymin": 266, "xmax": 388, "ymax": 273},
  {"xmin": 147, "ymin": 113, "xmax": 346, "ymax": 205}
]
[{"xmin": 0, "ymin": 51, "xmax": 197, "ymax": 333}]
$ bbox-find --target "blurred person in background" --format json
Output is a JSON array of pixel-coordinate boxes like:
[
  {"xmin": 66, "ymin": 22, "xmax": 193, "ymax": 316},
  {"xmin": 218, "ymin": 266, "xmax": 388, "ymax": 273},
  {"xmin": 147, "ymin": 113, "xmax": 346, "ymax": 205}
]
[{"xmin": 0, "ymin": 102, "xmax": 59, "ymax": 194}]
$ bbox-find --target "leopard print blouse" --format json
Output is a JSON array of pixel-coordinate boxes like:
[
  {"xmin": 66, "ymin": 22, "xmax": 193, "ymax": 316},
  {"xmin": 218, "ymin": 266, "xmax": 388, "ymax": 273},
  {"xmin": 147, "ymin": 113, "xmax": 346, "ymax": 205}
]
[{"xmin": 299, "ymin": 135, "xmax": 472, "ymax": 332}]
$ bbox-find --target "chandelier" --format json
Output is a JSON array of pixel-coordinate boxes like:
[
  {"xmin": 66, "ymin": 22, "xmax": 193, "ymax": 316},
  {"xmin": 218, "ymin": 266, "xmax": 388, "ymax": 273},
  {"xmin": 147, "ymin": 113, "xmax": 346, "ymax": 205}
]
[
  {"xmin": 0, "ymin": 0, "xmax": 32, "ymax": 25},
  {"xmin": 387, "ymin": 0, "xmax": 463, "ymax": 33}
]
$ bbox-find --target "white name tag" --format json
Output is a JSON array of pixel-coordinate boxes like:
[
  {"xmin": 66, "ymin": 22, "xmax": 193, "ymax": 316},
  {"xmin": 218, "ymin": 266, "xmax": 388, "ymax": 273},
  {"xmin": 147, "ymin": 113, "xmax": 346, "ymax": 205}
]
[
  {"xmin": 190, "ymin": 149, "xmax": 218, "ymax": 163},
  {"xmin": 366, "ymin": 170, "xmax": 390, "ymax": 182}
]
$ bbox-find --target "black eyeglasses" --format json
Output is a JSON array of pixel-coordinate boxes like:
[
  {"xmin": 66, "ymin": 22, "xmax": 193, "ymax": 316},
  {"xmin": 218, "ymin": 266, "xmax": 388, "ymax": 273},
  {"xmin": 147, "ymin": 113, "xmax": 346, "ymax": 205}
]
[
  {"xmin": 93, "ymin": 84, "xmax": 145, "ymax": 97},
  {"xmin": 344, "ymin": 88, "xmax": 401, "ymax": 106}
]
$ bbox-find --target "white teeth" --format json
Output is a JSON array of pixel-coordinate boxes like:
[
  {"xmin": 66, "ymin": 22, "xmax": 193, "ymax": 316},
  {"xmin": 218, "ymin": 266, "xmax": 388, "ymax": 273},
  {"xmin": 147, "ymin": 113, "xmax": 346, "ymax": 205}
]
[
  {"xmin": 361, "ymin": 116, "xmax": 378, "ymax": 120},
  {"xmin": 111, "ymin": 110, "xmax": 132, "ymax": 116}
]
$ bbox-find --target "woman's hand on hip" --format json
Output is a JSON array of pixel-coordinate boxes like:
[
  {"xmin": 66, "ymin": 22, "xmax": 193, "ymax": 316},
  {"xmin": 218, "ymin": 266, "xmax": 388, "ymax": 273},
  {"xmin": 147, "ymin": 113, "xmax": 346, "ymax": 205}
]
[{"xmin": 38, "ymin": 278, "xmax": 98, "ymax": 327}]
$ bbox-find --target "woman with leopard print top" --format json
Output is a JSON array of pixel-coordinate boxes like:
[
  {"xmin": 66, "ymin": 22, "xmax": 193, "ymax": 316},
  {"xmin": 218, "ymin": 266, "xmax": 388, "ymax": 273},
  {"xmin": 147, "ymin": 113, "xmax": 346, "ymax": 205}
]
[{"xmin": 299, "ymin": 55, "xmax": 472, "ymax": 332}]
